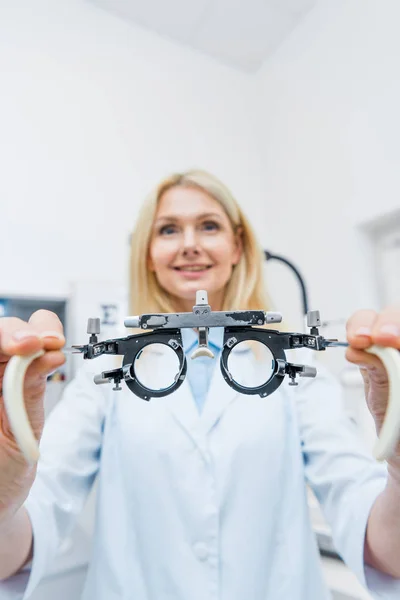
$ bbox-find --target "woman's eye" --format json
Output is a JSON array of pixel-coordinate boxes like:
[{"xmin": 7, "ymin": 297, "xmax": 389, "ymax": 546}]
[
  {"xmin": 159, "ymin": 225, "xmax": 177, "ymax": 235},
  {"xmin": 202, "ymin": 221, "xmax": 219, "ymax": 231}
]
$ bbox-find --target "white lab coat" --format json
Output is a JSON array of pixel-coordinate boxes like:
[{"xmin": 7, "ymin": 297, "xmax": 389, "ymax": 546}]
[{"xmin": 1, "ymin": 344, "xmax": 400, "ymax": 600}]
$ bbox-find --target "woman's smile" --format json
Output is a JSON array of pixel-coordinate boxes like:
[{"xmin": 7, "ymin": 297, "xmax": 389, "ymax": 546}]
[{"xmin": 172, "ymin": 263, "xmax": 214, "ymax": 279}]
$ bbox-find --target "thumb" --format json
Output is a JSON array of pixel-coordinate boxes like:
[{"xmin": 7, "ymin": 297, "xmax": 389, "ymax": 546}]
[{"xmin": 28, "ymin": 310, "xmax": 65, "ymax": 350}]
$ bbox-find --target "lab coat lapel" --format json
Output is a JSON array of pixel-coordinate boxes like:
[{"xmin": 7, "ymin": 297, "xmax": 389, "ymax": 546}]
[
  {"xmin": 137, "ymin": 345, "xmax": 202, "ymax": 453},
  {"xmin": 164, "ymin": 362, "xmax": 239, "ymax": 448},
  {"xmin": 197, "ymin": 359, "xmax": 240, "ymax": 436},
  {"xmin": 164, "ymin": 377, "xmax": 205, "ymax": 451},
  {"xmin": 199, "ymin": 340, "xmax": 256, "ymax": 436},
  {"xmin": 164, "ymin": 342, "xmax": 254, "ymax": 446}
]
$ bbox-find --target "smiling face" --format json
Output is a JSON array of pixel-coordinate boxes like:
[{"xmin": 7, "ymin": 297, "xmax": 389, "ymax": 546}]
[{"xmin": 148, "ymin": 185, "xmax": 242, "ymax": 312}]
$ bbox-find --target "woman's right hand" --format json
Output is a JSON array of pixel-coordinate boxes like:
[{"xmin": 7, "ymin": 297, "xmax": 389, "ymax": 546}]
[{"xmin": 0, "ymin": 310, "xmax": 66, "ymax": 524}]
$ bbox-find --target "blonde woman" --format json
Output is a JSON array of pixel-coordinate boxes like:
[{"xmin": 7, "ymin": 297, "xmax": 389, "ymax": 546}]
[{"xmin": 1, "ymin": 170, "xmax": 400, "ymax": 600}]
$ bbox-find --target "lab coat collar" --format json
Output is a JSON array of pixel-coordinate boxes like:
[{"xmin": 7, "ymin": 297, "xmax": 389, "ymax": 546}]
[
  {"xmin": 165, "ymin": 342, "xmax": 254, "ymax": 457},
  {"xmin": 165, "ymin": 366, "xmax": 239, "ymax": 460}
]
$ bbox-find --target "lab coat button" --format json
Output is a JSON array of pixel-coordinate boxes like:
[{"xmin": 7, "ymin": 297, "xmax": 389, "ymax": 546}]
[{"xmin": 193, "ymin": 542, "xmax": 209, "ymax": 561}]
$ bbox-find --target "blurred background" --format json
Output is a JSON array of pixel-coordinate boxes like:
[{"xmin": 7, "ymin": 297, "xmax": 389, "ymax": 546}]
[{"xmin": 1, "ymin": 1, "xmax": 399, "ymax": 598}]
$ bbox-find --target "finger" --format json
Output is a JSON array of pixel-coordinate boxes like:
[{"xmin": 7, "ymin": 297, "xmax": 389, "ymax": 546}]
[
  {"xmin": 345, "ymin": 347, "xmax": 391, "ymax": 393},
  {"xmin": 25, "ymin": 350, "xmax": 66, "ymax": 382},
  {"xmin": 370, "ymin": 304, "xmax": 400, "ymax": 349},
  {"xmin": 345, "ymin": 346, "xmax": 383, "ymax": 372},
  {"xmin": 29, "ymin": 310, "xmax": 65, "ymax": 350},
  {"xmin": 0, "ymin": 317, "xmax": 43, "ymax": 359},
  {"xmin": 20, "ymin": 352, "xmax": 66, "ymax": 403},
  {"xmin": 346, "ymin": 309, "xmax": 378, "ymax": 349}
]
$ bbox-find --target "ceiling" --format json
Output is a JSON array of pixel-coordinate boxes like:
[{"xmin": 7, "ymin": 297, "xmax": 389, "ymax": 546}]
[{"xmin": 87, "ymin": 0, "xmax": 317, "ymax": 72}]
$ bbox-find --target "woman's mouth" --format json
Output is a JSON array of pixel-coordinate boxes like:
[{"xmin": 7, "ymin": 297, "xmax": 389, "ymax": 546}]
[{"xmin": 172, "ymin": 264, "xmax": 213, "ymax": 278}]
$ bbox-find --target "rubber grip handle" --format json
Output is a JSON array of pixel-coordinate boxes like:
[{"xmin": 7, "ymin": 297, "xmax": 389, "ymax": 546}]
[
  {"xmin": 2, "ymin": 350, "xmax": 45, "ymax": 465},
  {"xmin": 366, "ymin": 345, "xmax": 400, "ymax": 462}
]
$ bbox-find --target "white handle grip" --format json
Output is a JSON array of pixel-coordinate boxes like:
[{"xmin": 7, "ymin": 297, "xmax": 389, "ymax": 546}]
[
  {"xmin": 2, "ymin": 345, "xmax": 400, "ymax": 465},
  {"xmin": 2, "ymin": 350, "xmax": 45, "ymax": 465},
  {"xmin": 365, "ymin": 345, "xmax": 400, "ymax": 461}
]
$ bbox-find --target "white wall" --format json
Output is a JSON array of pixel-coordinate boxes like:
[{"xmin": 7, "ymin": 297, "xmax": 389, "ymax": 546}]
[
  {"xmin": 255, "ymin": 0, "xmax": 400, "ymax": 339},
  {"xmin": 1, "ymin": 0, "xmax": 398, "ymax": 361},
  {"xmin": 0, "ymin": 0, "xmax": 266, "ymax": 299}
]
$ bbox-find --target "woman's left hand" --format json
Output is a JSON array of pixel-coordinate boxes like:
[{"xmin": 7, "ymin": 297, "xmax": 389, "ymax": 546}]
[{"xmin": 345, "ymin": 305, "xmax": 400, "ymax": 458}]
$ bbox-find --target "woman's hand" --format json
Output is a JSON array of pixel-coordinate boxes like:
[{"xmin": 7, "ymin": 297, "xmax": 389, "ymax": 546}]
[
  {"xmin": 345, "ymin": 305, "xmax": 400, "ymax": 464},
  {"xmin": 0, "ymin": 310, "xmax": 65, "ymax": 523}
]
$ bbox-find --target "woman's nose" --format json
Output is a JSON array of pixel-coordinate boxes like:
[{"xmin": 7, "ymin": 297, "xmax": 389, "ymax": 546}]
[{"xmin": 181, "ymin": 227, "xmax": 200, "ymax": 254}]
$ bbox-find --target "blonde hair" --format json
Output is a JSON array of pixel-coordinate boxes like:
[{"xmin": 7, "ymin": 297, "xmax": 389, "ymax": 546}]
[{"xmin": 129, "ymin": 169, "xmax": 275, "ymax": 316}]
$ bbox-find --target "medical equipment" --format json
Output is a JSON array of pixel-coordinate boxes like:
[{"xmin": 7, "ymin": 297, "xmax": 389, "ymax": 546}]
[{"xmin": 3, "ymin": 290, "xmax": 400, "ymax": 466}]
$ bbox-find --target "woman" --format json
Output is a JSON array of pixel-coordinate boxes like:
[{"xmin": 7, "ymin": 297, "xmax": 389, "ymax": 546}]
[{"xmin": 0, "ymin": 169, "xmax": 400, "ymax": 600}]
